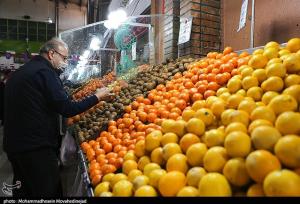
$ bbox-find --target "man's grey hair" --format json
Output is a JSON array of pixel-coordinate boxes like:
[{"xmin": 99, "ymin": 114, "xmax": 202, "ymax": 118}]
[{"xmin": 39, "ymin": 37, "xmax": 68, "ymax": 54}]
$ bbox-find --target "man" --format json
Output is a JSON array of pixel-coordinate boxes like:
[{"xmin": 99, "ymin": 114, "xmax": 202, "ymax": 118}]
[{"xmin": 3, "ymin": 38, "xmax": 112, "ymax": 197}]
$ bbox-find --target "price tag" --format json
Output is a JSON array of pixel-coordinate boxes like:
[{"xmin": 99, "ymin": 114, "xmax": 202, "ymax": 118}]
[
  {"xmin": 132, "ymin": 42, "xmax": 137, "ymax": 60},
  {"xmin": 237, "ymin": 0, "xmax": 249, "ymax": 32},
  {"xmin": 178, "ymin": 17, "xmax": 193, "ymax": 45}
]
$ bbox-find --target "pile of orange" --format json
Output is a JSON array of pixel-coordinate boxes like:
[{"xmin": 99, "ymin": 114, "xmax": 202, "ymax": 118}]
[
  {"xmin": 73, "ymin": 71, "xmax": 115, "ymax": 100},
  {"xmin": 82, "ymin": 46, "xmax": 250, "ymax": 187},
  {"xmin": 90, "ymin": 38, "xmax": 300, "ymax": 197}
]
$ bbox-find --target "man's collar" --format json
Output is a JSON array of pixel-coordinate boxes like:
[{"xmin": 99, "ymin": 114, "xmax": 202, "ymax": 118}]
[{"xmin": 34, "ymin": 55, "xmax": 62, "ymax": 76}]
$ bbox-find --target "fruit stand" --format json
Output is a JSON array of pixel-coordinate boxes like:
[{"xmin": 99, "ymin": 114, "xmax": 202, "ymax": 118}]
[{"xmin": 60, "ymin": 14, "xmax": 300, "ymax": 196}]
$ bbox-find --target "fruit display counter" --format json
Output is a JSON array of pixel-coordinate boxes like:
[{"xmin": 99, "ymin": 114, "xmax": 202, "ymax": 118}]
[{"xmin": 76, "ymin": 38, "xmax": 300, "ymax": 197}]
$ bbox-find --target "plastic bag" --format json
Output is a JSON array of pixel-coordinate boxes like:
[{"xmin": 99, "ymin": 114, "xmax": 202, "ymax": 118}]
[
  {"xmin": 63, "ymin": 153, "xmax": 94, "ymax": 197},
  {"xmin": 67, "ymin": 164, "xmax": 85, "ymax": 197},
  {"xmin": 60, "ymin": 131, "xmax": 77, "ymax": 166}
]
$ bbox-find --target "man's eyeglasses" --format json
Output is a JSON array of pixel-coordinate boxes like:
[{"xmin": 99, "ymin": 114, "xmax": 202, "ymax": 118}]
[{"xmin": 52, "ymin": 49, "xmax": 68, "ymax": 62}]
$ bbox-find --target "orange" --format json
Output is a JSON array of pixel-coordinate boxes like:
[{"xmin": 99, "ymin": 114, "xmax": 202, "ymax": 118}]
[
  {"xmin": 221, "ymin": 109, "xmax": 235, "ymax": 125},
  {"xmin": 246, "ymin": 87, "xmax": 263, "ymax": 101},
  {"xmin": 224, "ymin": 110, "xmax": 249, "ymax": 127},
  {"xmin": 194, "ymin": 108, "xmax": 214, "ymax": 126},
  {"xmin": 186, "ymin": 167, "xmax": 207, "ymax": 188},
  {"xmin": 128, "ymin": 169, "xmax": 143, "ymax": 182},
  {"xmin": 158, "ymin": 171, "xmax": 186, "ymax": 196},
  {"xmin": 191, "ymin": 100, "xmax": 206, "ymax": 111},
  {"xmin": 110, "ymin": 173, "xmax": 128, "ymax": 189},
  {"xmin": 261, "ymin": 91, "xmax": 279, "ymax": 105},
  {"xmin": 265, "ymin": 41, "xmax": 280, "ymax": 50},
  {"xmin": 227, "ymin": 78, "xmax": 242, "ymax": 93},
  {"xmin": 261, "ymin": 76, "xmax": 284, "ymax": 92},
  {"xmin": 242, "ymin": 76, "xmax": 259, "ymax": 90},
  {"xmin": 113, "ymin": 180, "xmax": 133, "ymax": 197},
  {"xmin": 102, "ymin": 173, "xmax": 115, "ymax": 183},
  {"xmin": 226, "ymin": 94, "xmax": 244, "ymax": 109},
  {"xmin": 134, "ymin": 185, "xmax": 157, "ymax": 197},
  {"xmin": 223, "ymin": 158, "xmax": 250, "ymax": 187},
  {"xmin": 284, "ymin": 74, "xmax": 300, "ymax": 87},
  {"xmin": 238, "ymin": 99, "xmax": 256, "ymax": 114},
  {"xmin": 166, "ymin": 153, "xmax": 188, "ymax": 174},
  {"xmin": 247, "ymin": 183, "xmax": 265, "ymax": 197},
  {"xmin": 253, "ymin": 49, "xmax": 264, "ymax": 55},
  {"xmin": 186, "ymin": 143, "xmax": 207, "ymax": 167},
  {"xmin": 274, "ymin": 135, "xmax": 300, "ymax": 168},
  {"xmin": 204, "ymin": 129, "xmax": 225, "ymax": 147},
  {"xmin": 210, "ymin": 99, "xmax": 226, "ymax": 117},
  {"xmin": 250, "ymin": 106, "xmax": 276, "ymax": 123},
  {"xmin": 161, "ymin": 119, "xmax": 186, "ymax": 137},
  {"xmin": 132, "ymin": 175, "xmax": 149, "ymax": 191},
  {"xmin": 283, "ymin": 53, "xmax": 300, "ymax": 73},
  {"xmin": 251, "ymin": 126, "xmax": 281, "ymax": 151},
  {"xmin": 148, "ymin": 169, "xmax": 167, "ymax": 188},
  {"xmin": 268, "ymin": 94, "xmax": 298, "ymax": 115},
  {"xmin": 266, "ymin": 62, "xmax": 286, "ymax": 78},
  {"xmin": 143, "ymin": 163, "xmax": 161, "ymax": 177},
  {"xmin": 177, "ymin": 186, "xmax": 199, "ymax": 197},
  {"xmin": 150, "ymin": 147, "xmax": 164, "ymax": 166},
  {"xmin": 236, "ymin": 89, "xmax": 246, "ymax": 96},
  {"xmin": 122, "ymin": 160, "xmax": 138, "ymax": 175},
  {"xmin": 241, "ymin": 66, "xmax": 254, "ymax": 78},
  {"xmin": 216, "ymin": 87, "xmax": 229, "ymax": 96},
  {"xmin": 203, "ymin": 146, "xmax": 228, "ymax": 172},
  {"xmin": 162, "ymin": 143, "xmax": 182, "ymax": 161},
  {"xmin": 182, "ymin": 109, "xmax": 196, "ymax": 121},
  {"xmin": 179, "ymin": 133, "xmax": 201, "ymax": 153},
  {"xmin": 283, "ymin": 84, "xmax": 300, "ymax": 102},
  {"xmin": 286, "ymin": 37, "xmax": 300, "ymax": 53},
  {"xmin": 248, "ymin": 119, "xmax": 273, "ymax": 133},
  {"xmin": 252, "ymin": 69, "xmax": 267, "ymax": 83},
  {"xmin": 275, "ymin": 111, "xmax": 300, "ymax": 135},
  {"xmin": 263, "ymin": 47, "xmax": 278, "ymax": 59},
  {"xmin": 94, "ymin": 182, "xmax": 110, "ymax": 197},
  {"xmin": 198, "ymin": 173, "xmax": 232, "ymax": 196},
  {"xmin": 145, "ymin": 130, "xmax": 162, "ymax": 152},
  {"xmin": 186, "ymin": 118, "xmax": 205, "ymax": 136},
  {"xmin": 248, "ymin": 54, "xmax": 268, "ymax": 69},
  {"xmin": 263, "ymin": 169, "xmax": 300, "ymax": 196},
  {"xmin": 123, "ymin": 151, "xmax": 137, "ymax": 162},
  {"xmin": 160, "ymin": 132, "xmax": 178, "ymax": 146},
  {"xmin": 137, "ymin": 156, "xmax": 151, "ymax": 171},
  {"xmin": 224, "ymin": 131, "xmax": 251, "ymax": 158},
  {"xmin": 134, "ymin": 140, "xmax": 145, "ymax": 158},
  {"xmin": 225, "ymin": 122, "xmax": 247, "ymax": 134},
  {"xmin": 245, "ymin": 150, "xmax": 281, "ymax": 183}
]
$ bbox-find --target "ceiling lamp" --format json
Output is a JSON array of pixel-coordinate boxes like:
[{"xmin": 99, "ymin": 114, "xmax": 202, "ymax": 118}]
[{"xmin": 104, "ymin": 9, "xmax": 128, "ymax": 29}]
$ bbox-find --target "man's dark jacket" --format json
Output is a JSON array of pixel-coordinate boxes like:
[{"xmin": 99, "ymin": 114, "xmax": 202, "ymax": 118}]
[{"xmin": 3, "ymin": 56, "xmax": 98, "ymax": 155}]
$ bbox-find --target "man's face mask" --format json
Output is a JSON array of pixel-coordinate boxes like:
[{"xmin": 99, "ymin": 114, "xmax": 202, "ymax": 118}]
[{"xmin": 51, "ymin": 49, "xmax": 68, "ymax": 75}]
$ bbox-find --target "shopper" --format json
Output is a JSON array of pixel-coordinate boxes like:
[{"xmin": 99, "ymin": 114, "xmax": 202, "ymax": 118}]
[{"xmin": 3, "ymin": 38, "xmax": 113, "ymax": 197}]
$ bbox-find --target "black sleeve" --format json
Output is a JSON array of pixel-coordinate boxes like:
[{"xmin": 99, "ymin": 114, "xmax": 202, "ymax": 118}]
[{"xmin": 36, "ymin": 68, "xmax": 99, "ymax": 118}]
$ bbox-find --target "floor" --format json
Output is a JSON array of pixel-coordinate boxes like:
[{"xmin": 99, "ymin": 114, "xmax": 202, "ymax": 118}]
[{"xmin": 0, "ymin": 123, "xmax": 90, "ymax": 197}]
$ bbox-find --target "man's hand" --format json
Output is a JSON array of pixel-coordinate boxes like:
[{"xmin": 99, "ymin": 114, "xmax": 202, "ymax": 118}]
[{"xmin": 95, "ymin": 87, "xmax": 115, "ymax": 101}]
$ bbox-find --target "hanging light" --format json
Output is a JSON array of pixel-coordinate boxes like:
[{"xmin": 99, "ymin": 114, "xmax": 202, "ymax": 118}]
[
  {"xmin": 47, "ymin": 17, "xmax": 53, "ymax": 24},
  {"xmin": 104, "ymin": 9, "xmax": 128, "ymax": 29},
  {"xmin": 89, "ymin": 37, "xmax": 101, "ymax": 51}
]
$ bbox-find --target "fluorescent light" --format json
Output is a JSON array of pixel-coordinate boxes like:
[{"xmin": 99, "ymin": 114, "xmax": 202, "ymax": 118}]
[
  {"xmin": 104, "ymin": 9, "xmax": 128, "ymax": 29},
  {"xmin": 47, "ymin": 17, "xmax": 52, "ymax": 24},
  {"xmin": 90, "ymin": 37, "xmax": 101, "ymax": 51}
]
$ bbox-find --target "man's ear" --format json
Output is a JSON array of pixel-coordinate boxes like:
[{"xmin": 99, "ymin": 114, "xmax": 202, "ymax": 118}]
[{"xmin": 48, "ymin": 50, "xmax": 54, "ymax": 60}]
